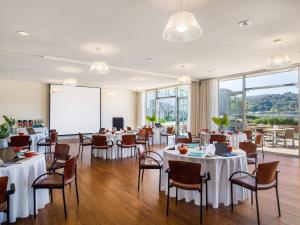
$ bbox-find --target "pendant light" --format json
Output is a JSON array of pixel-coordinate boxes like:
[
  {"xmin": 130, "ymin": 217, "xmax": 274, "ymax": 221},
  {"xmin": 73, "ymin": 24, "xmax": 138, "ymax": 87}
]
[
  {"xmin": 89, "ymin": 47, "xmax": 111, "ymax": 75},
  {"xmin": 177, "ymin": 64, "xmax": 191, "ymax": 84},
  {"xmin": 162, "ymin": 0, "xmax": 203, "ymax": 42}
]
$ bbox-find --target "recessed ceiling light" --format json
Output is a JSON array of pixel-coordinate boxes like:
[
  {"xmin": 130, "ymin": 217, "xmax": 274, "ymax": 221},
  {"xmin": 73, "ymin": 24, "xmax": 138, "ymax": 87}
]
[
  {"xmin": 63, "ymin": 78, "xmax": 78, "ymax": 86},
  {"xmin": 146, "ymin": 57, "xmax": 153, "ymax": 62},
  {"xmin": 17, "ymin": 31, "xmax": 29, "ymax": 36},
  {"xmin": 13, "ymin": 75, "xmax": 19, "ymax": 79},
  {"xmin": 238, "ymin": 20, "xmax": 252, "ymax": 28},
  {"xmin": 273, "ymin": 38, "xmax": 283, "ymax": 45},
  {"xmin": 206, "ymin": 70, "xmax": 211, "ymax": 73}
]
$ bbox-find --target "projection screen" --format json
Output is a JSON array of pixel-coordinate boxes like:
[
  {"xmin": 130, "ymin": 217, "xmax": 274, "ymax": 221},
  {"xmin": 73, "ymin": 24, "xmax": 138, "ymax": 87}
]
[{"xmin": 50, "ymin": 84, "xmax": 101, "ymax": 135}]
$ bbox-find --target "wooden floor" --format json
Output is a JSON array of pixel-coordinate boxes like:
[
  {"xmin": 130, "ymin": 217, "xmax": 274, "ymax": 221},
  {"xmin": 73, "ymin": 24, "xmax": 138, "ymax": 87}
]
[{"xmin": 14, "ymin": 141, "xmax": 300, "ymax": 225}]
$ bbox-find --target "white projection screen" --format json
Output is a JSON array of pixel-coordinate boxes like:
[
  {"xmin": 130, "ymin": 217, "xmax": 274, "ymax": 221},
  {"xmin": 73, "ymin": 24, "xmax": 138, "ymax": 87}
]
[{"xmin": 50, "ymin": 84, "xmax": 101, "ymax": 135}]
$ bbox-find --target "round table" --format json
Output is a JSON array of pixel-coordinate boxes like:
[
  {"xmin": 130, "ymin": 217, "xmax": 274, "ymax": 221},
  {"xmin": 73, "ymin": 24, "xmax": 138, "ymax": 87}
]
[
  {"xmin": 93, "ymin": 132, "xmax": 136, "ymax": 159},
  {"xmin": 162, "ymin": 146, "xmax": 248, "ymax": 208},
  {"xmin": 200, "ymin": 132, "xmax": 247, "ymax": 149},
  {"xmin": 0, "ymin": 154, "xmax": 49, "ymax": 223}
]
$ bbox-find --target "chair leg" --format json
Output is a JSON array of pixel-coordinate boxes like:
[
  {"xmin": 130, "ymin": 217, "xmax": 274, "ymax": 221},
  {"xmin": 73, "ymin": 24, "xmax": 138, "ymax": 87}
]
[
  {"xmin": 121, "ymin": 147, "xmax": 123, "ymax": 161},
  {"xmin": 78, "ymin": 144, "xmax": 81, "ymax": 160},
  {"xmin": 166, "ymin": 183, "xmax": 170, "ymax": 216},
  {"xmin": 200, "ymin": 190, "xmax": 203, "ymax": 225},
  {"xmin": 90, "ymin": 146, "xmax": 93, "ymax": 165},
  {"xmin": 230, "ymin": 182, "xmax": 234, "ymax": 212},
  {"xmin": 75, "ymin": 176, "xmax": 79, "ymax": 204},
  {"xmin": 255, "ymin": 191, "xmax": 260, "ymax": 225},
  {"xmin": 138, "ymin": 168, "xmax": 141, "ymax": 191},
  {"xmin": 33, "ymin": 188, "xmax": 36, "ymax": 219},
  {"xmin": 206, "ymin": 181, "xmax": 208, "ymax": 210},
  {"xmin": 159, "ymin": 169, "xmax": 161, "ymax": 191},
  {"xmin": 7, "ymin": 193, "xmax": 10, "ymax": 224},
  {"xmin": 262, "ymin": 145, "xmax": 264, "ymax": 160},
  {"xmin": 50, "ymin": 189, "xmax": 53, "ymax": 203},
  {"xmin": 62, "ymin": 188, "xmax": 67, "ymax": 219},
  {"xmin": 251, "ymin": 191, "xmax": 253, "ymax": 204},
  {"xmin": 141, "ymin": 169, "xmax": 144, "ymax": 182},
  {"xmin": 276, "ymin": 186, "xmax": 281, "ymax": 217},
  {"xmin": 80, "ymin": 145, "xmax": 83, "ymax": 161},
  {"xmin": 175, "ymin": 188, "xmax": 178, "ymax": 205},
  {"xmin": 106, "ymin": 149, "xmax": 108, "ymax": 163}
]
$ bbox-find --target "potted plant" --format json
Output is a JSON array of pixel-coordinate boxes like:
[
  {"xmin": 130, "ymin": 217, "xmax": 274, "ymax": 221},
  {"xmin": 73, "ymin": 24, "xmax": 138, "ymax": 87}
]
[
  {"xmin": 3, "ymin": 115, "xmax": 16, "ymax": 134},
  {"xmin": 145, "ymin": 113, "xmax": 157, "ymax": 127},
  {"xmin": 212, "ymin": 114, "xmax": 229, "ymax": 133},
  {"xmin": 0, "ymin": 122, "xmax": 9, "ymax": 148}
]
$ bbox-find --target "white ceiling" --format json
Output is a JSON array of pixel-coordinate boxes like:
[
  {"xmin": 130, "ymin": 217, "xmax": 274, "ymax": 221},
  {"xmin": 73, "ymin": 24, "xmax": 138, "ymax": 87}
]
[{"xmin": 1, "ymin": 0, "xmax": 300, "ymax": 90}]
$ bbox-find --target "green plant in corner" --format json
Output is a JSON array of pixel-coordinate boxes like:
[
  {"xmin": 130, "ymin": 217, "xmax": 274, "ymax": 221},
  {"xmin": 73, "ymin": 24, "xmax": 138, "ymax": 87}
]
[
  {"xmin": 145, "ymin": 113, "xmax": 157, "ymax": 125},
  {"xmin": 0, "ymin": 122, "xmax": 9, "ymax": 139},
  {"xmin": 3, "ymin": 115, "xmax": 16, "ymax": 128},
  {"xmin": 212, "ymin": 114, "xmax": 229, "ymax": 131}
]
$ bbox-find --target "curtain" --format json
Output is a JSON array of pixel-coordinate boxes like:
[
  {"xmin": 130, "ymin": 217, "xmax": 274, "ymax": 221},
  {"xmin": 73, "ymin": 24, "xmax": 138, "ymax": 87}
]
[
  {"xmin": 136, "ymin": 91, "xmax": 145, "ymax": 128},
  {"xmin": 189, "ymin": 79, "xmax": 219, "ymax": 134}
]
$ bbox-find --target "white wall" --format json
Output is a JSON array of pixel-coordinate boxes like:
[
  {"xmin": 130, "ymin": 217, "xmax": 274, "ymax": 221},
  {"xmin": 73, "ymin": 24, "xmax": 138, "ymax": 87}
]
[
  {"xmin": 0, "ymin": 79, "xmax": 49, "ymax": 126},
  {"xmin": 101, "ymin": 88, "xmax": 138, "ymax": 130}
]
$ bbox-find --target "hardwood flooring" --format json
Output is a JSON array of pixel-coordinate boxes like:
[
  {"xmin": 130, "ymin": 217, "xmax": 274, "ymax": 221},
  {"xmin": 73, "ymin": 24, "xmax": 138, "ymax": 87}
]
[{"xmin": 14, "ymin": 141, "xmax": 300, "ymax": 225}]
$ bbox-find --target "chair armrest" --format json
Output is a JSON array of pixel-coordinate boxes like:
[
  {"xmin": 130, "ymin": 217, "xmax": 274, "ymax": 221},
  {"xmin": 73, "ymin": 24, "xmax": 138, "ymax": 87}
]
[
  {"xmin": 145, "ymin": 151, "xmax": 163, "ymax": 161},
  {"xmin": 6, "ymin": 183, "xmax": 15, "ymax": 195},
  {"xmin": 229, "ymin": 171, "xmax": 256, "ymax": 181},
  {"xmin": 165, "ymin": 168, "xmax": 170, "ymax": 173},
  {"xmin": 144, "ymin": 156, "xmax": 161, "ymax": 166},
  {"xmin": 37, "ymin": 137, "xmax": 49, "ymax": 144},
  {"xmin": 32, "ymin": 172, "xmax": 64, "ymax": 186},
  {"xmin": 83, "ymin": 136, "xmax": 92, "ymax": 141}
]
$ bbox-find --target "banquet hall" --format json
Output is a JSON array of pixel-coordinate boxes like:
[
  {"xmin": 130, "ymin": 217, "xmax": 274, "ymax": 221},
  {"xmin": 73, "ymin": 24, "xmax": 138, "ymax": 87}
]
[{"xmin": 0, "ymin": 0, "xmax": 300, "ymax": 225}]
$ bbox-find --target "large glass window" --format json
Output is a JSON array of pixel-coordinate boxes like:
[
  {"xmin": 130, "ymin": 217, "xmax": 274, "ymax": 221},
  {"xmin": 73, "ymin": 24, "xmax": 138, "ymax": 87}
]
[
  {"xmin": 219, "ymin": 68, "xmax": 299, "ymax": 156},
  {"xmin": 145, "ymin": 85, "xmax": 189, "ymax": 135}
]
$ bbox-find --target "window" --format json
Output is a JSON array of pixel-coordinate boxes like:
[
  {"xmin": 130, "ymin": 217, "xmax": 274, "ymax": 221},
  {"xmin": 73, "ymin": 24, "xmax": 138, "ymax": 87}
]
[{"xmin": 145, "ymin": 85, "xmax": 189, "ymax": 135}]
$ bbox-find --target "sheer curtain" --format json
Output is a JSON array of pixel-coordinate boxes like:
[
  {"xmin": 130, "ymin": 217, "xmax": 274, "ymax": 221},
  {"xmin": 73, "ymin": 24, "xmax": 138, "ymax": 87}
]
[
  {"xmin": 136, "ymin": 91, "xmax": 145, "ymax": 128},
  {"xmin": 189, "ymin": 79, "xmax": 219, "ymax": 134}
]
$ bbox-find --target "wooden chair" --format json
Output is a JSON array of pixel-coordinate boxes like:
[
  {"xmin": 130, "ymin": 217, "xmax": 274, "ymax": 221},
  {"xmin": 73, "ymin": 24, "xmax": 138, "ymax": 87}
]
[
  {"xmin": 166, "ymin": 161, "xmax": 209, "ymax": 224},
  {"xmin": 160, "ymin": 127, "xmax": 175, "ymax": 145},
  {"xmin": 136, "ymin": 129, "xmax": 150, "ymax": 151},
  {"xmin": 32, "ymin": 157, "xmax": 79, "ymax": 219},
  {"xmin": 209, "ymin": 134, "xmax": 226, "ymax": 144},
  {"xmin": 144, "ymin": 127, "xmax": 154, "ymax": 145},
  {"xmin": 92, "ymin": 135, "xmax": 113, "ymax": 163},
  {"xmin": 239, "ymin": 141, "xmax": 258, "ymax": 168},
  {"xmin": 37, "ymin": 131, "xmax": 58, "ymax": 153},
  {"xmin": 243, "ymin": 129, "xmax": 253, "ymax": 141},
  {"xmin": 254, "ymin": 134, "xmax": 264, "ymax": 159},
  {"xmin": 99, "ymin": 128, "xmax": 106, "ymax": 133},
  {"xmin": 229, "ymin": 161, "xmax": 280, "ymax": 225},
  {"xmin": 176, "ymin": 137, "xmax": 193, "ymax": 144},
  {"xmin": 127, "ymin": 126, "xmax": 132, "ymax": 131},
  {"xmin": 78, "ymin": 133, "xmax": 92, "ymax": 161},
  {"xmin": 117, "ymin": 134, "xmax": 136, "ymax": 160},
  {"xmin": 188, "ymin": 131, "xmax": 200, "ymax": 143},
  {"xmin": 0, "ymin": 176, "xmax": 15, "ymax": 225},
  {"xmin": 10, "ymin": 135, "xmax": 32, "ymax": 151},
  {"xmin": 277, "ymin": 128, "xmax": 295, "ymax": 148},
  {"xmin": 47, "ymin": 144, "xmax": 70, "ymax": 172},
  {"xmin": 137, "ymin": 145, "xmax": 163, "ymax": 191}
]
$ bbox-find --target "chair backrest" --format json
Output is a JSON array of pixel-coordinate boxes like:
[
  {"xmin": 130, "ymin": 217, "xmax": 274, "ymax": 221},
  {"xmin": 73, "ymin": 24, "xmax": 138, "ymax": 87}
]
[
  {"xmin": 168, "ymin": 160, "xmax": 201, "ymax": 185},
  {"xmin": 144, "ymin": 127, "xmax": 153, "ymax": 135},
  {"xmin": 239, "ymin": 141, "xmax": 257, "ymax": 157},
  {"xmin": 64, "ymin": 157, "xmax": 77, "ymax": 182},
  {"xmin": 10, "ymin": 135, "xmax": 30, "ymax": 147},
  {"xmin": 0, "ymin": 176, "xmax": 8, "ymax": 204},
  {"xmin": 92, "ymin": 135, "xmax": 107, "ymax": 147},
  {"xmin": 99, "ymin": 128, "xmax": 106, "ymax": 133},
  {"xmin": 210, "ymin": 134, "xmax": 226, "ymax": 144},
  {"xmin": 257, "ymin": 161, "xmax": 279, "ymax": 185},
  {"xmin": 188, "ymin": 132, "xmax": 192, "ymax": 140},
  {"xmin": 50, "ymin": 129, "xmax": 56, "ymax": 134},
  {"xmin": 54, "ymin": 144, "xmax": 70, "ymax": 160},
  {"xmin": 127, "ymin": 126, "xmax": 132, "ymax": 131},
  {"xmin": 255, "ymin": 134, "xmax": 263, "ymax": 145},
  {"xmin": 167, "ymin": 127, "xmax": 174, "ymax": 134},
  {"xmin": 137, "ymin": 145, "xmax": 146, "ymax": 160},
  {"xmin": 243, "ymin": 130, "xmax": 252, "ymax": 140},
  {"xmin": 50, "ymin": 132, "xmax": 58, "ymax": 143},
  {"xmin": 176, "ymin": 137, "xmax": 191, "ymax": 144},
  {"xmin": 255, "ymin": 128, "xmax": 264, "ymax": 134},
  {"xmin": 285, "ymin": 128, "xmax": 295, "ymax": 139},
  {"xmin": 122, "ymin": 134, "xmax": 136, "ymax": 145},
  {"xmin": 78, "ymin": 133, "xmax": 84, "ymax": 144},
  {"xmin": 138, "ymin": 129, "xmax": 146, "ymax": 136}
]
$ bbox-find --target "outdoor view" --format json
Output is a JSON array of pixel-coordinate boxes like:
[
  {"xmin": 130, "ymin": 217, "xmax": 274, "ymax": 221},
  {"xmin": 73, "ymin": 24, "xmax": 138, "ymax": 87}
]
[
  {"xmin": 146, "ymin": 85, "xmax": 189, "ymax": 135},
  {"xmin": 219, "ymin": 69, "xmax": 299, "ymax": 155}
]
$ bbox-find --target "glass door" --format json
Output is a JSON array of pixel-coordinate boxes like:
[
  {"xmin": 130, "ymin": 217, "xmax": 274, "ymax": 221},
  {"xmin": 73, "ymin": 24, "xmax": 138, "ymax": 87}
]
[
  {"xmin": 156, "ymin": 97, "xmax": 177, "ymax": 127},
  {"xmin": 177, "ymin": 97, "xmax": 188, "ymax": 136}
]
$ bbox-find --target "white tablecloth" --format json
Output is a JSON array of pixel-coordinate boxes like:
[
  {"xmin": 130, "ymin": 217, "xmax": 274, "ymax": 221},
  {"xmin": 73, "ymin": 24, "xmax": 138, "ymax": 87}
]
[
  {"xmin": 93, "ymin": 133, "xmax": 135, "ymax": 159},
  {"xmin": 162, "ymin": 147, "xmax": 248, "ymax": 208},
  {"xmin": 0, "ymin": 154, "xmax": 49, "ymax": 223},
  {"xmin": 153, "ymin": 127, "xmax": 175, "ymax": 145},
  {"xmin": 200, "ymin": 132, "xmax": 247, "ymax": 149}
]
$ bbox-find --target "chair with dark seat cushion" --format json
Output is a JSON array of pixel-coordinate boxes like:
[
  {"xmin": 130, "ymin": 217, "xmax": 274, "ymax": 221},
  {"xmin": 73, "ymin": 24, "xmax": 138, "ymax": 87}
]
[
  {"xmin": 117, "ymin": 134, "xmax": 136, "ymax": 161},
  {"xmin": 239, "ymin": 141, "xmax": 258, "ymax": 168},
  {"xmin": 37, "ymin": 131, "xmax": 58, "ymax": 153},
  {"xmin": 10, "ymin": 135, "xmax": 32, "ymax": 151},
  {"xmin": 160, "ymin": 127, "xmax": 175, "ymax": 145},
  {"xmin": 209, "ymin": 134, "xmax": 226, "ymax": 144},
  {"xmin": 137, "ymin": 145, "xmax": 163, "ymax": 191},
  {"xmin": 136, "ymin": 129, "xmax": 150, "ymax": 151},
  {"xmin": 46, "ymin": 144, "xmax": 70, "ymax": 172},
  {"xmin": 78, "ymin": 133, "xmax": 92, "ymax": 161},
  {"xmin": 0, "ymin": 176, "xmax": 15, "ymax": 225},
  {"xmin": 92, "ymin": 135, "xmax": 113, "ymax": 163},
  {"xmin": 166, "ymin": 161, "xmax": 209, "ymax": 224},
  {"xmin": 32, "ymin": 157, "xmax": 79, "ymax": 219},
  {"xmin": 229, "ymin": 161, "xmax": 280, "ymax": 225}
]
